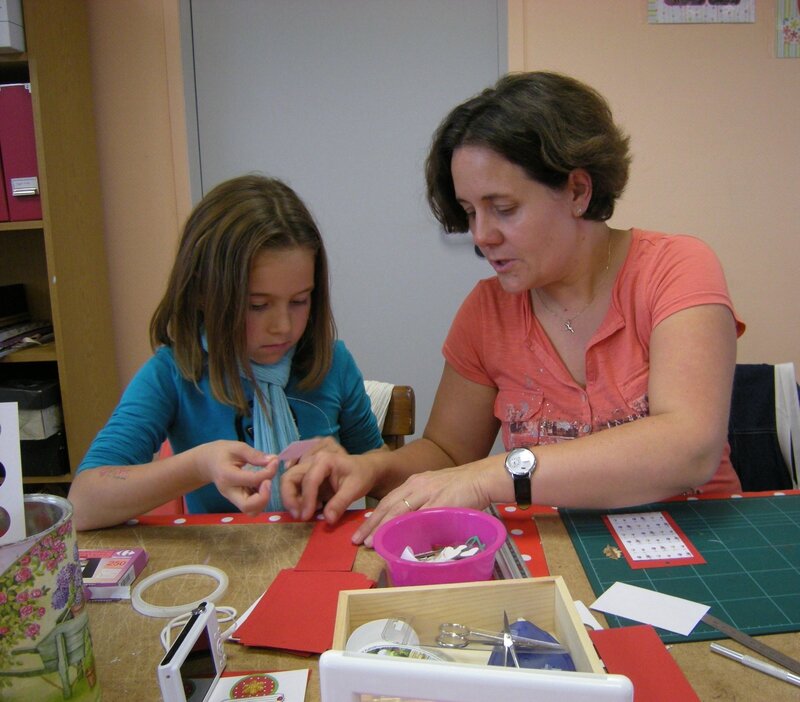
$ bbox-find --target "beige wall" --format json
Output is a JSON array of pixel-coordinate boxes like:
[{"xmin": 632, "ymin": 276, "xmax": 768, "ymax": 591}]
[
  {"xmin": 510, "ymin": 0, "xmax": 799, "ymax": 375},
  {"xmin": 86, "ymin": 0, "xmax": 191, "ymax": 386},
  {"xmin": 88, "ymin": 0, "xmax": 798, "ymax": 390}
]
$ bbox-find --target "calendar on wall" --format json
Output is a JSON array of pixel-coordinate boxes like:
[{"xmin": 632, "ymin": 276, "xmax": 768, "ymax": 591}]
[{"xmin": 647, "ymin": 0, "xmax": 755, "ymax": 24}]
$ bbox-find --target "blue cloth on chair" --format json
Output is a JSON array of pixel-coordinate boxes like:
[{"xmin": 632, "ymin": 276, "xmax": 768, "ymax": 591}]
[{"xmin": 728, "ymin": 364, "xmax": 797, "ymax": 491}]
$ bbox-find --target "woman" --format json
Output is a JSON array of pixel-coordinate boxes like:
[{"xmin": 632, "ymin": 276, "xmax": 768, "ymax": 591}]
[{"xmin": 281, "ymin": 72, "xmax": 744, "ymax": 545}]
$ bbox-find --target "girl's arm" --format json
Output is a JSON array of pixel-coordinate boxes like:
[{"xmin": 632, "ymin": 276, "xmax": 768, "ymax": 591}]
[
  {"xmin": 68, "ymin": 440, "xmax": 275, "ymax": 530},
  {"xmin": 353, "ymin": 303, "xmax": 736, "ymax": 544},
  {"xmin": 69, "ymin": 350, "xmax": 280, "ymax": 530}
]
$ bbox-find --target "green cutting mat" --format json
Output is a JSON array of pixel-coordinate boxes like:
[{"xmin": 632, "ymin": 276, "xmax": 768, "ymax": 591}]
[{"xmin": 562, "ymin": 494, "xmax": 800, "ymax": 643}]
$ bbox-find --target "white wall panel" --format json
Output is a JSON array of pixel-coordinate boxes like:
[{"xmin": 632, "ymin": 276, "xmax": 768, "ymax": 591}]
[{"xmin": 184, "ymin": 0, "xmax": 506, "ymax": 444}]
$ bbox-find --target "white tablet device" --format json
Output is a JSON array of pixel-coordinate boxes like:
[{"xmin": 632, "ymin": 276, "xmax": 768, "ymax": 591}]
[
  {"xmin": 319, "ymin": 649, "xmax": 633, "ymax": 702},
  {"xmin": 157, "ymin": 601, "xmax": 227, "ymax": 702}
]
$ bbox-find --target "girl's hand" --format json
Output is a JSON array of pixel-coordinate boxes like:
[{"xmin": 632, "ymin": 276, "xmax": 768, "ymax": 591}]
[
  {"xmin": 353, "ymin": 462, "xmax": 492, "ymax": 547},
  {"xmin": 281, "ymin": 450, "xmax": 380, "ymax": 523},
  {"xmin": 193, "ymin": 440, "xmax": 277, "ymax": 515}
]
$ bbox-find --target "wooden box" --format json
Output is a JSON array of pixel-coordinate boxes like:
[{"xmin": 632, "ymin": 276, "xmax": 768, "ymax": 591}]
[{"xmin": 332, "ymin": 576, "xmax": 604, "ymax": 674}]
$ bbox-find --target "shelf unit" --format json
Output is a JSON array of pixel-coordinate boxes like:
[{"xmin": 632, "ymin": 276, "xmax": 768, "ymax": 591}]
[{"xmin": 0, "ymin": 0, "xmax": 119, "ymax": 487}]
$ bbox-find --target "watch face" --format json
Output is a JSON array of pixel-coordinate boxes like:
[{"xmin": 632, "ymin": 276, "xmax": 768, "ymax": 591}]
[{"xmin": 506, "ymin": 448, "xmax": 535, "ymax": 477}]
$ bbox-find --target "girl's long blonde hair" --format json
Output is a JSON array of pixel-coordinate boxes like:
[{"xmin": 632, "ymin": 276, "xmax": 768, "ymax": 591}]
[{"xmin": 150, "ymin": 174, "xmax": 335, "ymax": 415}]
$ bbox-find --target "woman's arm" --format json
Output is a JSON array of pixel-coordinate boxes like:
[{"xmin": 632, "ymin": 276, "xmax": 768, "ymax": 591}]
[
  {"xmin": 68, "ymin": 440, "xmax": 275, "ymax": 531},
  {"xmin": 355, "ymin": 303, "xmax": 737, "ymax": 544},
  {"xmin": 529, "ymin": 303, "xmax": 737, "ymax": 506}
]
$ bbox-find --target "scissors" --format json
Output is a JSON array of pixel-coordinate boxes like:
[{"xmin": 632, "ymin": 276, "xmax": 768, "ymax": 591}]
[
  {"xmin": 436, "ymin": 613, "xmax": 568, "ymax": 654},
  {"xmin": 502, "ymin": 610, "xmax": 520, "ymax": 668}
]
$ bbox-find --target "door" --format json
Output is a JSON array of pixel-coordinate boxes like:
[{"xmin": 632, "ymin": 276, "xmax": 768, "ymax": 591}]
[{"xmin": 182, "ymin": 0, "xmax": 506, "ymax": 442}]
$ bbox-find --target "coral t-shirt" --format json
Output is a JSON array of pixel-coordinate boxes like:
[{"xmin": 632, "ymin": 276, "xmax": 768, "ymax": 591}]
[{"xmin": 443, "ymin": 229, "xmax": 745, "ymax": 495}]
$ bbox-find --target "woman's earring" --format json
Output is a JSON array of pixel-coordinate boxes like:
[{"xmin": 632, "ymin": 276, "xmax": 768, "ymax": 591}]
[{"xmin": 575, "ymin": 208, "xmax": 583, "ymax": 217}]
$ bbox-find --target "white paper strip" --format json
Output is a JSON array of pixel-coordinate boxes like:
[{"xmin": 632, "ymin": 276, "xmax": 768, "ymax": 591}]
[{"xmin": 590, "ymin": 582, "xmax": 709, "ymax": 636}]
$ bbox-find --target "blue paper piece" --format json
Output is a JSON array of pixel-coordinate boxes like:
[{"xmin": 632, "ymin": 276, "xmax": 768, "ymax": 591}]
[{"xmin": 487, "ymin": 619, "xmax": 575, "ymax": 671}]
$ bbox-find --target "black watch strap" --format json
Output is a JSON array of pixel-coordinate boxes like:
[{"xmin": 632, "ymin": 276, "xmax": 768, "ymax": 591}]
[{"xmin": 513, "ymin": 473, "xmax": 532, "ymax": 509}]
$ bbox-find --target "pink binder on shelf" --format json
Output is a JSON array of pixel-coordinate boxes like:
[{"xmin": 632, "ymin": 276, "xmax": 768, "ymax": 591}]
[
  {"xmin": 0, "ymin": 155, "xmax": 9, "ymax": 222},
  {"xmin": 0, "ymin": 83, "xmax": 42, "ymax": 222}
]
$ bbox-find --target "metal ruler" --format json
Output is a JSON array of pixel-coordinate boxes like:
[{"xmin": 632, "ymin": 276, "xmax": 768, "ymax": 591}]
[
  {"xmin": 487, "ymin": 505, "xmax": 530, "ymax": 580},
  {"xmin": 702, "ymin": 613, "xmax": 800, "ymax": 676}
]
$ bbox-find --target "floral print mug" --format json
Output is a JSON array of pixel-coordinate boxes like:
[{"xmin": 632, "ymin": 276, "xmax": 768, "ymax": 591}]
[{"xmin": 0, "ymin": 494, "xmax": 100, "ymax": 701}]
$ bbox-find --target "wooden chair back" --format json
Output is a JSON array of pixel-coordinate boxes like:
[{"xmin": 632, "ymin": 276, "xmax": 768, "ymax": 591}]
[{"xmin": 381, "ymin": 385, "xmax": 416, "ymax": 449}]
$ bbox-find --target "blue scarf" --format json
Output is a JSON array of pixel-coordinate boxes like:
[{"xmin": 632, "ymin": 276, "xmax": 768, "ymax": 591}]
[
  {"xmin": 248, "ymin": 348, "xmax": 299, "ymax": 511},
  {"xmin": 202, "ymin": 334, "xmax": 299, "ymax": 511}
]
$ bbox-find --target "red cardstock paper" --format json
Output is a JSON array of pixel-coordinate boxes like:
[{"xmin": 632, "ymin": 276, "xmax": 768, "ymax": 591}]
[
  {"xmin": 493, "ymin": 504, "xmax": 553, "ymax": 577},
  {"xmin": 234, "ymin": 568, "xmax": 374, "ymax": 653},
  {"xmin": 294, "ymin": 511, "xmax": 362, "ymax": 571},
  {"xmin": 589, "ymin": 625, "xmax": 700, "ymax": 702}
]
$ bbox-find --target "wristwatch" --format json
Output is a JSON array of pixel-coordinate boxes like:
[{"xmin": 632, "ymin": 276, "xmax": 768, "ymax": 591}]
[{"xmin": 504, "ymin": 447, "xmax": 536, "ymax": 509}]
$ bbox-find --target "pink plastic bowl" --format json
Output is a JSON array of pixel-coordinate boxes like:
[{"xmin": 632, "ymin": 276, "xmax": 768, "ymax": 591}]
[{"xmin": 372, "ymin": 507, "xmax": 507, "ymax": 586}]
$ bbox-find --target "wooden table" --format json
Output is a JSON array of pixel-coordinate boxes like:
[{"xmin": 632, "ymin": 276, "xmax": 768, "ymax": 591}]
[{"xmin": 78, "ymin": 512, "xmax": 800, "ymax": 701}]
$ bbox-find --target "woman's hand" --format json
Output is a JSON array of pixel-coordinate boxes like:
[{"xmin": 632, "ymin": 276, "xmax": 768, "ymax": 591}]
[
  {"xmin": 281, "ymin": 449, "xmax": 383, "ymax": 523},
  {"xmin": 353, "ymin": 461, "xmax": 494, "ymax": 547},
  {"xmin": 193, "ymin": 440, "xmax": 277, "ymax": 515}
]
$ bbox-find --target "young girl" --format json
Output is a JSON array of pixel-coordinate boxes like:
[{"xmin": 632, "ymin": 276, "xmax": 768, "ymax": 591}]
[{"xmin": 68, "ymin": 174, "xmax": 384, "ymax": 530}]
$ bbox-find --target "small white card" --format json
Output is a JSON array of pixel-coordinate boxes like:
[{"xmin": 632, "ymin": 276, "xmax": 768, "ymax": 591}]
[
  {"xmin": 0, "ymin": 401, "xmax": 25, "ymax": 547},
  {"xmin": 207, "ymin": 668, "xmax": 308, "ymax": 702},
  {"xmin": 590, "ymin": 582, "xmax": 709, "ymax": 636},
  {"xmin": 606, "ymin": 512, "xmax": 694, "ymax": 561}
]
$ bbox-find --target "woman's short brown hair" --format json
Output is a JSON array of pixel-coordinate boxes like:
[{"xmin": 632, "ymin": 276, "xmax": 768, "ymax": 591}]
[
  {"xmin": 150, "ymin": 174, "xmax": 335, "ymax": 415},
  {"xmin": 426, "ymin": 71, "xmax": 631, "ymax": 232}
]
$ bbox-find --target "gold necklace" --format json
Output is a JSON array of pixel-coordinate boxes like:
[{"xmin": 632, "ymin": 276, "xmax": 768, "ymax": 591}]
[{"xmin": 534, "ymin": 235, "xmax": 613, "ymax": 334}]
